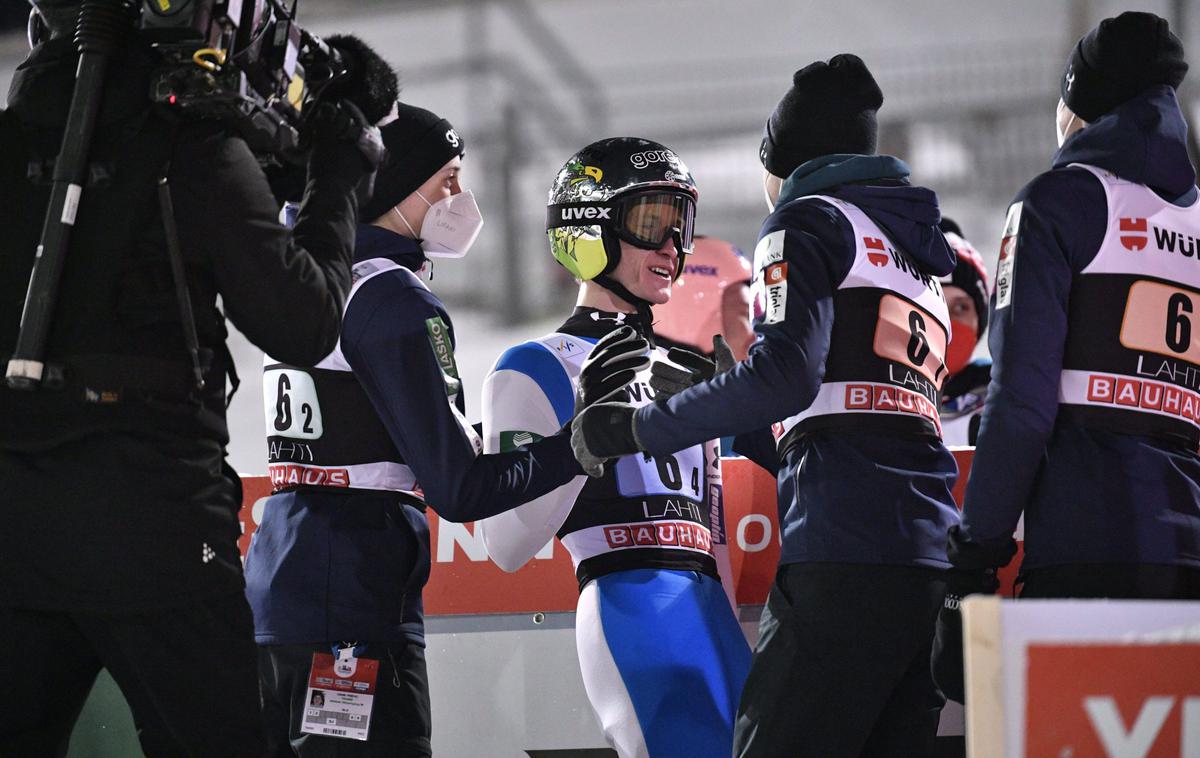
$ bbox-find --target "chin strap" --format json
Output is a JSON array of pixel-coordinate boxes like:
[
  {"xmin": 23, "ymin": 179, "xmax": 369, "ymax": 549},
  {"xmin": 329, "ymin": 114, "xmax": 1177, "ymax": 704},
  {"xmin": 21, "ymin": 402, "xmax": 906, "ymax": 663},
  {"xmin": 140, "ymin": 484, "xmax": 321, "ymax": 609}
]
[
  {"xmin": 593, "ymin": 273, "xmax": 656, "ymax": 348},
  {"xmin": 592, "ymin": 228, "xmax": 694, "ymax": 349}
]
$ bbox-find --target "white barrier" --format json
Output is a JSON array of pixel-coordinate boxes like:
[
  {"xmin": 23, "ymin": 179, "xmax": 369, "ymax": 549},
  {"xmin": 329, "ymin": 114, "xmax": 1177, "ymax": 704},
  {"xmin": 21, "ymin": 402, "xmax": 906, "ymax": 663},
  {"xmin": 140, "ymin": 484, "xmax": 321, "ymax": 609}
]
[{"xmin": 962, "ymin": 597, "xmax": 1200, "ymax": 758}]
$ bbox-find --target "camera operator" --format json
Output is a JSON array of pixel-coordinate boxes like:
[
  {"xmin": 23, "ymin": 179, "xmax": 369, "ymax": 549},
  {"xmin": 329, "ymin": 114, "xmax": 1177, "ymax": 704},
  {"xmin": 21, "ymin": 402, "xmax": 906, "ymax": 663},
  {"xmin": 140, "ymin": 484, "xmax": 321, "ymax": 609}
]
[{"xmin": 0, "ymin": 2, "xmax": 390, "ymax": 755}]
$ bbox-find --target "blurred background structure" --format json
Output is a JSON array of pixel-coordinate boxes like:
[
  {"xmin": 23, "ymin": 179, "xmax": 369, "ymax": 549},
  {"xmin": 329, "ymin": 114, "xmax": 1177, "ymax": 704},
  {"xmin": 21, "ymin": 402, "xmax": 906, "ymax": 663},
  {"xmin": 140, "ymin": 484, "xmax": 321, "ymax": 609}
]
[
  {"xmin": 3, "ymin": 0, "xmax": 1198, "ymax": 474},
  {"xmin": 4, "ymin": 3, "xmax": 1200, "ymax": 755}
]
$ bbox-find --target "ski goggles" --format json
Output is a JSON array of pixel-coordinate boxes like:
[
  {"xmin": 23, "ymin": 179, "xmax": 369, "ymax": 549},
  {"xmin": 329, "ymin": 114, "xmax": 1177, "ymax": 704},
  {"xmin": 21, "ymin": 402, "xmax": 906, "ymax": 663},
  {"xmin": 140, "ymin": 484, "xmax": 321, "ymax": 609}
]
[
  {"xmin": 612, "ymin": 191, "xmax": 696, "ymax": 253},
  {"xmin": 547, "ymin": 190, "xmax": 696, "ymax": 254}
]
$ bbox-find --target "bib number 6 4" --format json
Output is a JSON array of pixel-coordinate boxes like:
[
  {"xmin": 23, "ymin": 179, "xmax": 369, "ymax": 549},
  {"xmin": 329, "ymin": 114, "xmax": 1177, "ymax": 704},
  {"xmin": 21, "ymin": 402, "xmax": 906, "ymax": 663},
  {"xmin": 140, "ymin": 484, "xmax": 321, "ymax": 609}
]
[{"xmin": 615, "ymin": 448, "xmax": 703, "ymax": 498}]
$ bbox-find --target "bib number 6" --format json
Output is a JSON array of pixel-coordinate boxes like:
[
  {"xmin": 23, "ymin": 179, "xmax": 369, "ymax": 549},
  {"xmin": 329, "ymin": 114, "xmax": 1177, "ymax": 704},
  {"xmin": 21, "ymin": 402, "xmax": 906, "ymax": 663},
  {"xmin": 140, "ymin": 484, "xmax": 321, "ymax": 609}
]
[
  {"xmin": 1165, "ymin": 292, "xmax": 1193, "ymax": 353},
  {"xmin": 1121, "ymin": 281, "xmax": 1200, "ymax": 363},
  {"xmin": 907, "ymin": 310, "xmax": 932, "ymax": 366}
]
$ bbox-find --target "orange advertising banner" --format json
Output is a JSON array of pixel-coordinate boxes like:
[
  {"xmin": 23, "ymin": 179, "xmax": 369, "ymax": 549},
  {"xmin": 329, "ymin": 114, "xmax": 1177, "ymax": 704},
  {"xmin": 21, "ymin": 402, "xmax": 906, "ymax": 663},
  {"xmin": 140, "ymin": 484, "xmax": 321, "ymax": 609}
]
[
  {"xmin": 1025, "ymin": 643, "xmax": 1200, "ymax": 758},
  {"xmin": 239, "ymin": 450, "xmax": 1009, "ymax": 616}
]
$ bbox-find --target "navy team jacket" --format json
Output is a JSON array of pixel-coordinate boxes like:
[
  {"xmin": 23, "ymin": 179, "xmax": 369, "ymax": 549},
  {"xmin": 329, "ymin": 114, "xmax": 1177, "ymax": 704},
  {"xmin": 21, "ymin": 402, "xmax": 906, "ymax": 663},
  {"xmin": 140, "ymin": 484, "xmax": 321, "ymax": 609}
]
[
  {"xmin": 635, "ymin": 155, "xmax": 962, "ymax": 569},
  {"xmin": 245, "ymin": 225, "xmax": 582, "ymax": 646},
  {"xmin": 959, "ymin": 86, "xmax": 1200, "ymax": 571}
]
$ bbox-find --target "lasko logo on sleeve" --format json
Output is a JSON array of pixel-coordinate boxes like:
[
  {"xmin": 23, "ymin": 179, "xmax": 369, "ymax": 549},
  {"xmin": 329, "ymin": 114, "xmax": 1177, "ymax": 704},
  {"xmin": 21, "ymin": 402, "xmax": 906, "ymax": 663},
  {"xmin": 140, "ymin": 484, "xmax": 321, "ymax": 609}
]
[{"xmin": 425, "ymin": 317, "xmax": 462, "ymax": 400}]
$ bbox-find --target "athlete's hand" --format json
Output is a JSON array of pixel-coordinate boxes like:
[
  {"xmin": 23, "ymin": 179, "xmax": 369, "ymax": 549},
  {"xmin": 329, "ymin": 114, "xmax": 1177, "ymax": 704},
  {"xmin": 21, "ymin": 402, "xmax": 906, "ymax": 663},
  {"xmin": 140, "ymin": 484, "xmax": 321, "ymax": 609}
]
[
  {"xmin": 650, "ymin": 335, "xmax": 736, "ymax": 400},
  {"xmin": 576, "ymin": 326, "xmax": 650, "ymax": 413},
  {"xmin": 571, "ymin": 402, "xmax": 640, "ymax": 477}
]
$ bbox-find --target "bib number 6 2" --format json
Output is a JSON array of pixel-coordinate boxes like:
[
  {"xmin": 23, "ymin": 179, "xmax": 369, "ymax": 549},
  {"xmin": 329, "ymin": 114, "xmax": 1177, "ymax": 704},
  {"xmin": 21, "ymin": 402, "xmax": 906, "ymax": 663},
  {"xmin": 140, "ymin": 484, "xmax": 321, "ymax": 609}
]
[{"xmin": 263, "ymin": 369, "xmax": 324, "ymax": 439}]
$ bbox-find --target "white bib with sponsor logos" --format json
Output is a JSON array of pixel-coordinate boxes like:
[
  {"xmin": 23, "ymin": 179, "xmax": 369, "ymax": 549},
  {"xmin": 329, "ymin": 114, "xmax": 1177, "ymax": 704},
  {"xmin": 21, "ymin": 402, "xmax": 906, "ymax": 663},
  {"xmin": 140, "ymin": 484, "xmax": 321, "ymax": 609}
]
[
  {"xmin": 1057, "ymin": 165, "xmax": 1200, "ymax": 442},
  {"xmin": 526, "ymin": 331, "xmax": 711, "ymax": 568},
  {"xmin": 764, "ymin": 196, "xmax": 951, "ymax": 446},
  {"xmin": 262, "ymin": 258, "xmax": 481, "ymax": 497}
]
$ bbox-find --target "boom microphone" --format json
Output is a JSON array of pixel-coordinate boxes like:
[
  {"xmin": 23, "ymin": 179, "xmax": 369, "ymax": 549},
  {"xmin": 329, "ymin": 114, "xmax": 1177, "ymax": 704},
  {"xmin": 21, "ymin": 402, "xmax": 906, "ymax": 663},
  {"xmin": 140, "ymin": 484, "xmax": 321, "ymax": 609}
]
[{"xmin": 322, "ymin": 34, "xmax": 399, "ymax": 126}]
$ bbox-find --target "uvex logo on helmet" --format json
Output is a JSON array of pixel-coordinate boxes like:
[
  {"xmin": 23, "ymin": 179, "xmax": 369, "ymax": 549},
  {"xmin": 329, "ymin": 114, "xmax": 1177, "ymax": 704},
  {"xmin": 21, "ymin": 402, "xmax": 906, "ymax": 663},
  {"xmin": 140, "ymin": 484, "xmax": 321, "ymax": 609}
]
[
  {"xmin": 1120, "ymin": 217, "xmax": 1148, "ymax": 251},
  {"xmin": 560, "ymin": 206, "xmax": 612, "ymax": 221},
  {"xmin": 864, "ymin": 237, "xmax": 890, "ymax": 267}
]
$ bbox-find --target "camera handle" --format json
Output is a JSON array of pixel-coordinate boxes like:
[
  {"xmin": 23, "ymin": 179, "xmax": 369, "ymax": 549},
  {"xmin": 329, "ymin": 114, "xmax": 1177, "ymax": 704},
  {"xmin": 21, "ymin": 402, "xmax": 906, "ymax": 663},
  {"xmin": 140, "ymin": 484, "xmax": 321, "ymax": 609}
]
[{"xmin": 6, "ymin": 0, "xmax": 134, "ymax": 390}]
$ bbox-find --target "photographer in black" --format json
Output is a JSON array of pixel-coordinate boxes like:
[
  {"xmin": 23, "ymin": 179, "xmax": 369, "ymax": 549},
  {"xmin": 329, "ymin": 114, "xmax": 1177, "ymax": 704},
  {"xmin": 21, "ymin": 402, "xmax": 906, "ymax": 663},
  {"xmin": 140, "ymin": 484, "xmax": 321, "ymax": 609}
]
[{"xmin": 0, "ymin": 2, "xmax": 393, "ymax": 755}]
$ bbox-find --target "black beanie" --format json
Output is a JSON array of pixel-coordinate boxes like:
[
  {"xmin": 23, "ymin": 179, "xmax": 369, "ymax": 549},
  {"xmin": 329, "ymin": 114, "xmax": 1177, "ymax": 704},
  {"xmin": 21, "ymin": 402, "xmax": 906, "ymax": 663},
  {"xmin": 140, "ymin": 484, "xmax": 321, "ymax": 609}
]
[
  {"xmin": 1062, "ymin": 11, "xmax": 1187, "ymax": 123},
  {"xmin": 759, "ymin": 54, "xmax": 884, "ymax": 178},
  {"xmin": 360, "ymin": 103, "xmax": 465, "ymax": 222}
]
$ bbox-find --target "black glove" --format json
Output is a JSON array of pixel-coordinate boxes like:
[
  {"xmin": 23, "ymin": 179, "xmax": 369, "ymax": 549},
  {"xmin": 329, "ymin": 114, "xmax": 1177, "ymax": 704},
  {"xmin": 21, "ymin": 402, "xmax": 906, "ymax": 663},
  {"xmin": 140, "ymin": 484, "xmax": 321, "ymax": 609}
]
[
  {"xmin": 947, "ymin": 525, "xmax": 1017, "ymax": 570},
  {"xmin": 932, "ymin": 525, "xmax": 1014, "ymax": 704},
  {"xmin": 571, "ymin": 402, "xmax": 640, "ymax": 477},
  {"xmin": 304, "ymin": 99, "xmax": 387, "ymax": 176},
  {"xmin": 576, "ymin": 326, "xmax": 650, "ymax": 413},
  {"xmin": 650, "ymin": 335, "xmax": 736, "ymax": 400},
  {"xmin": 932, "ymin": 567, "xmax": 1000, "ymax": 704}
]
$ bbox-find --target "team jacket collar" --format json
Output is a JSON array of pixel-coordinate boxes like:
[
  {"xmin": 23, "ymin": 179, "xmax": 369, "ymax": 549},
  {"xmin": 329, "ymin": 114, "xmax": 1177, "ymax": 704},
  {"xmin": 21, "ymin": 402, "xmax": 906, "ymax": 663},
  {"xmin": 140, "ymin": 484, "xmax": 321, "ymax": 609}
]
[
  {"xmin": 1054, "ymin": 85, "xmax": 1197, "ymax": 206},
  {"xmin": 776, "ymin": 154, "xmax": 911, "ymax": 207},
  {"xmin": 776, "ymin": 154, "xmax": 955, "ymax": 279},
  {"xmin": 354, "ymin": 224, "xmax": 428, "ymax": 272}
]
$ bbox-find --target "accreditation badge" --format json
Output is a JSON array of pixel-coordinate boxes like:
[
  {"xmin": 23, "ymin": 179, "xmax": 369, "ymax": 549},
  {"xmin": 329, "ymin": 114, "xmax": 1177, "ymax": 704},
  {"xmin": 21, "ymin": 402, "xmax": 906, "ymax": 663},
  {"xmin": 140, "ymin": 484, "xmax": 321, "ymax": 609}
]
[{"xmin": 300, "ymin": 648, "xmax": 380, "ymax": 741}]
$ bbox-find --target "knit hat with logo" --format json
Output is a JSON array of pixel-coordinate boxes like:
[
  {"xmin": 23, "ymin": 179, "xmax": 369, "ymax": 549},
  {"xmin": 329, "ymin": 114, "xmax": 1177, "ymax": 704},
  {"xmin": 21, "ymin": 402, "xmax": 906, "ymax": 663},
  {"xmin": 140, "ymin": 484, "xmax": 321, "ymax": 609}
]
[
  {"xmin": 1061, "ymin": 11, "xmax": 1187, "ymax": 122},
  {"xmin": 361, "ymin": 103, "xmax": 466, "ymax": 222}
]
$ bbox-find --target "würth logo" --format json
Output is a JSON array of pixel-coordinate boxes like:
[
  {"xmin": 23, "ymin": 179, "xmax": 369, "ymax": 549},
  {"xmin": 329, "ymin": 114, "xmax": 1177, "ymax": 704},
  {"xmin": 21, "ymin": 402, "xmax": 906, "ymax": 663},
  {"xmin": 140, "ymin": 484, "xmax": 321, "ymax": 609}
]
[
  {"xmin": 1118, "ymin": 218, "xmax": 1200, "ymax": 258},
  {"xmin": 864, "ymin": 237, "xmax": 889, "ymax": 267},
  {"xmin": 1120, "ymin": 217, "xmax": 1149, "ymax": 251}
]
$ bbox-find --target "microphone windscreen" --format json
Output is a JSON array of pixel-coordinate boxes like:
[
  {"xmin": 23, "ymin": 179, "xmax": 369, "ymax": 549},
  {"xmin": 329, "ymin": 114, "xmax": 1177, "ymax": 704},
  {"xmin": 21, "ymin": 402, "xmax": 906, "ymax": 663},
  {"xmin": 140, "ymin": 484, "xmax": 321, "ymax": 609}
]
[{"xmin": 324, "ymin": 34, "xmax": 399, "ymax": 125}]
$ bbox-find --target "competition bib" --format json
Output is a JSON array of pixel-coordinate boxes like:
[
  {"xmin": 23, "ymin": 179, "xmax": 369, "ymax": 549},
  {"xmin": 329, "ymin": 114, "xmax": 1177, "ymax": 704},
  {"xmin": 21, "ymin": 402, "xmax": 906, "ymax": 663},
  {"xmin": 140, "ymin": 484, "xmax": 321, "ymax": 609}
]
[
  {"xmin": 767, "ymin": 196, "xmax": 951, "ymax": 446},
  {"xmin": 1057, "ymin": 164, "xmax": 1200, "ymax": 445}
]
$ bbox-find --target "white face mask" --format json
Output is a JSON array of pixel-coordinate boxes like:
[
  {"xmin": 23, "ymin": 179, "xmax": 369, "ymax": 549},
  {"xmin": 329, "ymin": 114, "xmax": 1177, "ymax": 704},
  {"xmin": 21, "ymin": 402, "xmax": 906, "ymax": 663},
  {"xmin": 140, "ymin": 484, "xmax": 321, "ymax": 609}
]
[{"xmin": 413, "ymin": 189, "xmax": 484, "ymax": 258}]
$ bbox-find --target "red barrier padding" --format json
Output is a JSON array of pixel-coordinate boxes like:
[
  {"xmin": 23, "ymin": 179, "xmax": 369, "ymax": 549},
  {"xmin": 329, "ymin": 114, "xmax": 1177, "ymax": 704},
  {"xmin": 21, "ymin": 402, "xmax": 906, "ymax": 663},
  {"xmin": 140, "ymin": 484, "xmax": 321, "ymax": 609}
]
[{"xmin": 239, "ymin": 450, "xmax": 1018, "ymax": 615}]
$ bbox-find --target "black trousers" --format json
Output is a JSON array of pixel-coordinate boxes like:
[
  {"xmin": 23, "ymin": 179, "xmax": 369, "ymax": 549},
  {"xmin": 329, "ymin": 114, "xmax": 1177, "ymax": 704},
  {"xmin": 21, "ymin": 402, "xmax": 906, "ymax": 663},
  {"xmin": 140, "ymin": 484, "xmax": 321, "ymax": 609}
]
[
  {"xmin": 733, "ymin": 563, "xmax": 947, "ymax": 758},
  {"xmin": 0, "ymin": 591, "xmax": 264, "ymax": 758},
  {"xmin": 259, "ymin": 641, "xmax": 432, "ymax": 758}
]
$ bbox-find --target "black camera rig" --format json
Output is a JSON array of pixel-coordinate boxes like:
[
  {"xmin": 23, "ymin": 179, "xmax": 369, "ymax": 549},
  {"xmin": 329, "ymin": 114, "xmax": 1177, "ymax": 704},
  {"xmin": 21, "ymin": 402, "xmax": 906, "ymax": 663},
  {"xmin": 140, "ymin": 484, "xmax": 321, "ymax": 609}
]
[
  {"xmin": 6, "ymin": 0, "xmax": 367, "ymax": 391},
  {"xmin": 141, "ymin": 0, "xmax": 353, "ymax": 159}
]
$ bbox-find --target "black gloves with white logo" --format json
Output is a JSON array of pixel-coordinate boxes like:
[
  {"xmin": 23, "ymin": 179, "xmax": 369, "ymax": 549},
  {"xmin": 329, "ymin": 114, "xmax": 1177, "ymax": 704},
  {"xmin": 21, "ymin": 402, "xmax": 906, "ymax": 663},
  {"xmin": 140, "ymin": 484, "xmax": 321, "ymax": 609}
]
[
  {"xmin": 570, "ymin": 326, "xmax": 649, "ymax": 476},
  {"xmin": 931, "ymin": 526, "xmax": 1018, "ymax": 703},
  {"xmin": 575, "ymin": 326, "xmax": 650, "ymax": 413},
  {"xmin": 649, "ymin": 335, "xmax": 736, "ymax": 400}
]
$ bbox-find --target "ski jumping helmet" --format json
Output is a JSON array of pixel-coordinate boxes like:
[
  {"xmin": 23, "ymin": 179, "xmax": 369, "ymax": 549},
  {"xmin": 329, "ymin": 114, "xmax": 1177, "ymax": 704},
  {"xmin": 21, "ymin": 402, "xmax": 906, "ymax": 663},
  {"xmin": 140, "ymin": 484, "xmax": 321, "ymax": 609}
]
[{"xmin": 546, "ymin": 138, "xmax": 698, "ymax": 300}]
